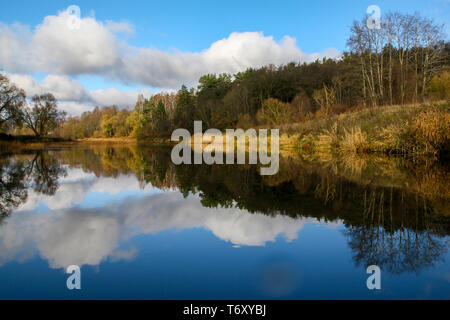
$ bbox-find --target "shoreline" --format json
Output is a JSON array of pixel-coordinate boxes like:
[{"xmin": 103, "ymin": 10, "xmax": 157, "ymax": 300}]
[{"xmin": 1, "ymin": 102, "xmax": 448, "ymax": 159}]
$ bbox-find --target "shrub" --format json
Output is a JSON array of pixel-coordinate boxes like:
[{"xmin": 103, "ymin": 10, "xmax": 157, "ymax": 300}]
[
  {"xmin": 257, "ymin": 98, "xmax": 293, "ymax": 125},
  {"xmin": 340, "ymin": 127, "xmax": 371, "ymax": 153}
]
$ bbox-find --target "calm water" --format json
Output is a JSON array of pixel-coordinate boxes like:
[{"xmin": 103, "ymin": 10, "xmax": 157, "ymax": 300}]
[{"xmin": 0, "ymin": 145, "xmax": 449, "ymax": 299}]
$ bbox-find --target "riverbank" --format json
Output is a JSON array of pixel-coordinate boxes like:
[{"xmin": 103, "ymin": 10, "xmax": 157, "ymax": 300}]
[
  {"xmin": 0, "ymin": 133, "xmax": 75, "ymax": 154},
  {"xmin": 2, "ymin": 102, "xmax": 448, "ymax": 159},
  {"xmin": 286, "ymin": 101, "xmax": 449, "ymax": 158},
  {"xmin": 77, "ymin": 137, "xmax": 137, "ymax": 144}
]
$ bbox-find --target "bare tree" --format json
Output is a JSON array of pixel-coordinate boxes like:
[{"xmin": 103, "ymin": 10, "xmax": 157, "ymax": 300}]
[
  {"xmin": 20, "ymin": 93, "xmax": 66, "ymax": 136},
  {"xmin": 348, "ymin": 11, "xmax": 445, "ymax": 106},
  {"xmin": 0, "ymin": 73, "xmax": 26, "ymax": 131}
]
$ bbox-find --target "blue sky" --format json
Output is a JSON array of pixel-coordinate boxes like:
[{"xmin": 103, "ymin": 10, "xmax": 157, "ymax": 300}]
[
  {"xmin": 1, "ymin": 0, "xmax": 448, "ymax": 52},
  {"xmin": 0, "ymin": 0, "xmax": 448, "ymax": 115}
]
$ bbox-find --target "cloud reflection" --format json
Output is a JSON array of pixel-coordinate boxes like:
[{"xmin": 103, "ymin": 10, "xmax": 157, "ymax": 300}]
[
  {"xmin": 0, "ymin": 169, "xmax": 326, "ymax": 268},
  {"xmin": 0, "ymin": 169, "xmax": 324, "ymax": 269}
]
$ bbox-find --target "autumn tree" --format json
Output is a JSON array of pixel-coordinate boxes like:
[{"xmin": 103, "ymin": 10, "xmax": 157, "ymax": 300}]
[
  {"xmin": 256, "ymin": 98, "xmax": 293, "ymax": 125},
  {"xmin": 313, "ymin": 84, "xmax": 336, "ymax": 118}
]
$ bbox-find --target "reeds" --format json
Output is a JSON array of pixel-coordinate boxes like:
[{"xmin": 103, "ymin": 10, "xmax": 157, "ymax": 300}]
[{"xmin": 295, "ymin": 102, "xmax": 449, "ymax": 156}]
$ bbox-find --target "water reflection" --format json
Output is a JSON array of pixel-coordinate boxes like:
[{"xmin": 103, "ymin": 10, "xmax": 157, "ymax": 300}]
[
  {"xmin": 0, "ymin": 145, "xmax": 448, "ymax": 278},
  {"xmin": 0, "ymin": 151, "xmax": 67, "ymax": 221}
]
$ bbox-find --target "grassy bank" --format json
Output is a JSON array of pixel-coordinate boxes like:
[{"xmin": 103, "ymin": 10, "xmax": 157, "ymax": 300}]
[
  {"xmin": 77, "ymin": 137, "xmax": 137, "ymax": 144},
  {"xmin": 2, "ymin": 102, "xmax": 449, "ymax": 159},
  {"xmin": 0, "ymin": 133, "xmax": 75, "ymax": 154},
  {"xmin": 288, "ymin": 102, "xmax": 449, "ymax": 157}
]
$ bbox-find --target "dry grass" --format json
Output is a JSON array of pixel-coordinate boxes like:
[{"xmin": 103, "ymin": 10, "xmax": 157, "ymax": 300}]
[
  {"xmin": 293, "ymin": 102, "xmax": 449, "ymax": 156},
  {"xmin": 77, "ymin": 137, "xmax": 137, "ymax": 144},
  {"xmin": 413, "ymin": 106, "xmax": 450, "ymax": 154},
  {"xmin": 340, "ymin": 127, "xmax": 372, "ymax": 153}
]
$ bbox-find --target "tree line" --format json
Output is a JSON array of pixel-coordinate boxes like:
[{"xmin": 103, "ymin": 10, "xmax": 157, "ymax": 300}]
[{"xmin": 1, "ymin": 11, "xmax": 448, "ymax": 140}]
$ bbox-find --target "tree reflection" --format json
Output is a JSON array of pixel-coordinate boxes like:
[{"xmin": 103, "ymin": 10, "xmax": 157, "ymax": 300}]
[
  {"xmin": 0, "ymin": 157, "xmax": 28, "ymax": 221},
  {"xmin": 345, "ymin": 225, "xmax": 447, "ymax": 274},
  {"xmin": 27, "ymin": 151, "xmax": 67, "ymax": 195},
  {"xmin": 0, "ymin": 151, "xmax": 67, "ymax": 219},
  {"xmin": 1, "ymin": 145, "xmax": 449, "ymax": 275}
]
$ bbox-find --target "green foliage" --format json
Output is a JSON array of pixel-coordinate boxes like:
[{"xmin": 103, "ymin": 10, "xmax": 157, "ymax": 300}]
[
  {"xmin": 429, "ymin": 71, "xmax": 450, "ymax": 99},
  {"xmin": 101, "ymin": 108, "xmax": 131, "ymax": 137}
]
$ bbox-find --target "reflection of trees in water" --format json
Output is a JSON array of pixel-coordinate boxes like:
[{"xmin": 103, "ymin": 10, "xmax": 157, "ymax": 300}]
[
  {"xmin": 0, "ymin": 151, "xmax": 66, "ymax": 220},
  {"xmin": 27, "ymin": 151, "xmax": 67, "ymax": 195},
  {"xmin": 2, "ymin": 145, "xmax": 448, "ymax": 274},
  {"xmin": 344, "ymin": 187, "xmax": 449, "ymax": 275},
  {"xmin": 51, "ymin": 145, "xmax": 449, "ymax": 230},
  {"xmin": 0, "ymin": 157, "xmax": 28, "ymax": 221},
  {"xmin": 345, "ymin": 226, "xmax": 447, "ymax": 275}
]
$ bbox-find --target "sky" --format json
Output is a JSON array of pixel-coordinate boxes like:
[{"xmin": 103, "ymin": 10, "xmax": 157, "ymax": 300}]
[{"xmin": 0, "ymin": 0, "xmax": 448, "ymax": 115}]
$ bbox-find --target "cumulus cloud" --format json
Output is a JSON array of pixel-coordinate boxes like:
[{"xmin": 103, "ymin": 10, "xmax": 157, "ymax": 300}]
[
  {"xmin": 117, "ymin": 32, "xmax": 340, "ymax": 88},
  {"xmin": 7, "ymin": 73, "xmax": 152, "ymax": 115},
  {"xmin": 0, "ymin": 11, "xmax": 123, "ymax": 75},
  {"xmin": 0, "ymin": 7, "xmax": 341, "ymax": 90}
]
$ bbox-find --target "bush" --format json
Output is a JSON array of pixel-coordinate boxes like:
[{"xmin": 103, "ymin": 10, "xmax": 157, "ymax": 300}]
[{"xmin": 257, "ymin": 98, "xmax": 293, "ymax": 125}]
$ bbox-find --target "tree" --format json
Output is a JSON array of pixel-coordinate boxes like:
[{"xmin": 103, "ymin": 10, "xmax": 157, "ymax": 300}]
[
  {"xmin": 151, "ymin": 100, "xmax": 169, "ymax": 136},
  {"xmin": 313, "ymin": 84, "xmax": 336, "ymax": 118},
  {"xmin": 0, "ymin": 73, "xmax": 26, "ymax": 131},
  {"xmin": 256, "ymin": 98, "xmax": 293, "ymax": 125},
  {"xmin": 173, "ymin": 85, "xmax": 196, "ymax": 132},
  {"xmin": 21, "ymin": 93, "xmax": 66, "ymax": 136},
  {"xmin": 348, "ymin": 11, "xmax": 445, "ymax": 106}
]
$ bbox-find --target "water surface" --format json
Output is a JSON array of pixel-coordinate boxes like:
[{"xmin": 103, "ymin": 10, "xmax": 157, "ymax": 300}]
[{"xmin": 0, "ymin": 145, "xmax": 449, "ymax": 299}]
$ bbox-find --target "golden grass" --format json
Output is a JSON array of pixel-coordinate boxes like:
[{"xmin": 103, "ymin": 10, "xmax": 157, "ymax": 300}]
[
  {"xmin": 294, "ymin": 102, "xmax": 449, "ymax": 156},
  {"xmin": 340, "ymin": 127, "xmax": 371, "ymax": 153},
  {"xmin": 77, "ymin": 137, "xmax": 137, "ymax": 144}
]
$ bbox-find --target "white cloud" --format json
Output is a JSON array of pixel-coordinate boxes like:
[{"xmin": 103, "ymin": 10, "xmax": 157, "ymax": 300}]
[
  {"xmin": 109, "ymin": 32, "xmax": 341, "ymax": 88},
  {"xmin": 0, "ymin": 8, "xmax": 341, "ymax": 90},
  {"xmin": 7, "ymin": 73, "xmax": 152, "ymax": 115},
  {"xmin": 90, "ymin": 87, "xmax": 152, "ymax": 107},
  {"xmin": 32, "ymin": 11, "xmax": 121, "ymax": 74},
  {"xmin": 58, "ymin": 101, "xmax": 93, "ymax": 116}
]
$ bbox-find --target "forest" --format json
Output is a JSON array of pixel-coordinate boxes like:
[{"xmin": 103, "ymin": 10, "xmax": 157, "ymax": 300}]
[{"xmin": 1, "ymin": 12, "xmax": 449, "ymax": 152}]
